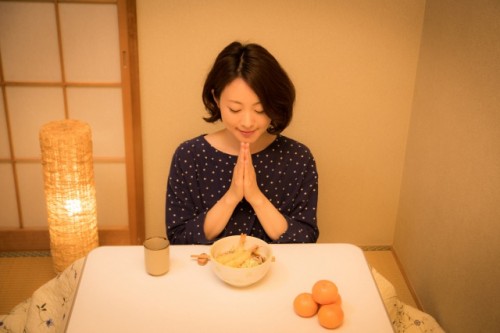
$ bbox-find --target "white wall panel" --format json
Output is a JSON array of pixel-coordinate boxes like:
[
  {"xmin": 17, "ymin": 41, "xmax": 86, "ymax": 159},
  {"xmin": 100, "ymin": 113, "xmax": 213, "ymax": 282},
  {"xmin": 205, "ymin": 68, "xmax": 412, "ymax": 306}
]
[
  {"xmin": 0, "ymin": 90, "xmax": 10, "ymax": 159},
  {"xmin": 0, "ymin": 2, "xmax": 61, "ymax": 82},
  {"xmin": 59, "ymin": 3, "xmax": 121, "ymax": 82},
  {"xmin": 67, "ymin": 87, "xmax": 125, "ymax": 157},
  {"xmin": 16, "ymin": 163, "xmax": 47, "ymax": 228},
  {"xmin": 94, "ymin": 163, "xmax": 128, "ymax": 227},
  {"xmin": 7, "ymin": 87, "xmax": 65, "ymax": 158},
  {"xmin": 0, "ymin": 164, "xmax": 19, "ymax": 227}
]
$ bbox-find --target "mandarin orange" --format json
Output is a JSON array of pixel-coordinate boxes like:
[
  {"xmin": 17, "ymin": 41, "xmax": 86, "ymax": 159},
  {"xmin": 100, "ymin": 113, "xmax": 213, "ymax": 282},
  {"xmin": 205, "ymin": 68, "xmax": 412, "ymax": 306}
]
[
  {"xmin": 318, "ymin": 303, "xmax": 344, "ymax": 329},
  {"xmin": 312, "ymin": 279, "xmax": 339, "ymax": 305},
  {"xmin": 293, "ymin": 292, "xmax": 319, "ymax": 318},
  {"xmin": 332, "ymin": 292, "xmax": 342, "ymax": 305}
]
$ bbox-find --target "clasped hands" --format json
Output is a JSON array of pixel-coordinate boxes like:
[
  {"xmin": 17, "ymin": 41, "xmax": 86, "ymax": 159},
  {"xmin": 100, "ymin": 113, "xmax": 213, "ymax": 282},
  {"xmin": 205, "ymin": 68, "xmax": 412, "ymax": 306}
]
[
  {"xmin": 205, "ymin": 141, "xmax": 287, "ymax": 241},
  {"xmin": 227, "ymin": 142, "xmax": 263, "ymax": 205}
]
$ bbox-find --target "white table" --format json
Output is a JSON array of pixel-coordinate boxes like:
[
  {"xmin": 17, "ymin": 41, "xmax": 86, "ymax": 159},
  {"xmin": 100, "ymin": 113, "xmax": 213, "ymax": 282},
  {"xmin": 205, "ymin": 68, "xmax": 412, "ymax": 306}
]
[{"xmin": 66, "ymin": 244, "xmax": 393, "ymax": 332}]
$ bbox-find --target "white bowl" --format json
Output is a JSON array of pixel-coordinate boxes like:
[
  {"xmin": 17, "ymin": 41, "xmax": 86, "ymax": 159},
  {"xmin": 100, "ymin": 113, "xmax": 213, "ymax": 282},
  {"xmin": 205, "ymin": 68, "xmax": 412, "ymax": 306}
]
[{"xmin": 210, "ymin": 235, "xmax": 273, "ymax": 287}]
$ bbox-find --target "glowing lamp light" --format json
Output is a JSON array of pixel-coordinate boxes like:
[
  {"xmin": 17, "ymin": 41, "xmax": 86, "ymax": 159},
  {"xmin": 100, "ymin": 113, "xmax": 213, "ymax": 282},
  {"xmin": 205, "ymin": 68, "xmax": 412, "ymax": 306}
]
[
  {"xmin": 65, "ymin": 199, "xmax": 82, "ymax": 217},
  {"xmin": 40, "ymin": 119, "xmax": 99, "ymax": 272}
]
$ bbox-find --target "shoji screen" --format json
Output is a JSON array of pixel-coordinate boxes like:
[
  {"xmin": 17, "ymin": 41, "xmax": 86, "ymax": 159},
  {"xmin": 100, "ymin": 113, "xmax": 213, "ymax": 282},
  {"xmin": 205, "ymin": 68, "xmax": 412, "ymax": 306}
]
[{"xmin": 0, "ymin": 0, "xmax": 144, "ymax": 250}]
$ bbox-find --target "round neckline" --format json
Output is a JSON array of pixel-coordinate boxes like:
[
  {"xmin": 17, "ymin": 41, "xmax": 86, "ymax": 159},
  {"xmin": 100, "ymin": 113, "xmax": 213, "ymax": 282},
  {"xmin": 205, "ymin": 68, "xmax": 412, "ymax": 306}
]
[{"xmin": 201, "ymin": 134, "xmax": 281, "ymax": 157}]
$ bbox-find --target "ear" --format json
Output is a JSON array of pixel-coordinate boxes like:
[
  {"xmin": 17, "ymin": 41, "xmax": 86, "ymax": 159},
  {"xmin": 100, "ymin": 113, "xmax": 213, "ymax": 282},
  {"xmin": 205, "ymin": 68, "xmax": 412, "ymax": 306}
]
[{"xmin": 211, "ymin": 89, "xmax": 220, "ymax": 108}]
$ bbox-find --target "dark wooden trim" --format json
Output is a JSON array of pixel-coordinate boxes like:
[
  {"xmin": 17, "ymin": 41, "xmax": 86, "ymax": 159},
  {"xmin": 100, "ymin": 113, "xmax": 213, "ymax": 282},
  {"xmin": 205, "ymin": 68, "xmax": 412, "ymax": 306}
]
[
  {"xmin": 118, "ymin": 0, "xmax": 145, "ymax": 245},
  {"xmin": 0, "ymin": 228, "xmax": 132, "ymax": 251}
]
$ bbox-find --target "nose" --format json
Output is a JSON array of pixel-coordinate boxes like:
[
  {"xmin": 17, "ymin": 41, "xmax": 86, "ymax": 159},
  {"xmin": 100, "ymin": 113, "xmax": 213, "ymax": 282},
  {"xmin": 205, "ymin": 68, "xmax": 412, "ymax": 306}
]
[{"xmin": 240, "ymin": 109, "xmax": 254, "ymax": 128}]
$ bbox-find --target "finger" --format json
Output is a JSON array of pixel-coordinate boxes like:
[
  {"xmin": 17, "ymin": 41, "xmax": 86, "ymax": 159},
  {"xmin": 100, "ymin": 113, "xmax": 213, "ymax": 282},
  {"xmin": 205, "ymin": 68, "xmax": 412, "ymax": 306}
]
[
  {"xmin": 234, "ymin": 142, "xmax": 244, "ymax": 169},
  {"xmin": 229, "ymin": 145, "xmax": 245, "ymax": 201},
  {"xmin": 243, "ymin": 142, "xmax": 251, "ymax": 162},
  {"xmin": 243, "ymin": 145, "xmax": 256, "ymax": 181},
  {"xmin": 239, "ymin": 142, "xmax": 246, "ymax": 161},
  {"xmin": 234, "ymin": 156, "xmax": 243, "ymax": 180}
]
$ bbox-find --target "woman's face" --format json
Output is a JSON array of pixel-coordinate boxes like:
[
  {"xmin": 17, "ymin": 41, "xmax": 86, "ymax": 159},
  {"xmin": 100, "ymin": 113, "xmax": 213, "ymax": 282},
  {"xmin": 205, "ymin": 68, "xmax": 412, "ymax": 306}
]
[{"xmin": 218, "ymin": 78, "xmax": 272, "ymax": 145}]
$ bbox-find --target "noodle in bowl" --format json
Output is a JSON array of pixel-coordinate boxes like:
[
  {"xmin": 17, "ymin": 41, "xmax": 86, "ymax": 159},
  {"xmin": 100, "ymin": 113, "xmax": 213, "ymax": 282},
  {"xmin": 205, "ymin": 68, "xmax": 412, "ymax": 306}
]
[{"xmin": 210, "ymin": 235, "xmax": 273, "ymax": 287}]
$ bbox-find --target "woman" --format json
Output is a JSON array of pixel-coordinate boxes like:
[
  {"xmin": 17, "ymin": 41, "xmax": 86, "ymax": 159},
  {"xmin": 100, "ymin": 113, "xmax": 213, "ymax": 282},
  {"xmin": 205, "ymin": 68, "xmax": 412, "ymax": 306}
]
[{"xmin": 166, "ymin": 41, "xmax": 319, "ymax": 244}]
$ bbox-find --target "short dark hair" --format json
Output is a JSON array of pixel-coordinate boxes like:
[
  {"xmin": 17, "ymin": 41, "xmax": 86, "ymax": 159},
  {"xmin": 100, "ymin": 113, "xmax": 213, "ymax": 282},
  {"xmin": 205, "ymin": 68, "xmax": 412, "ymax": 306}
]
[{"xmin": 202, "ymin": 41, "xmax": 295, "ymax": 134}]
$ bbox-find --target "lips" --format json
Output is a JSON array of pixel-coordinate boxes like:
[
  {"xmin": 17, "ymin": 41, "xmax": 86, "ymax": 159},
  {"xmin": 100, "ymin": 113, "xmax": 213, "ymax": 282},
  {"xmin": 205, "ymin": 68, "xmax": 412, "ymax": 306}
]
[{"xmin": 239, "ymin": 130, "xmax": 255, "ymax": 138}]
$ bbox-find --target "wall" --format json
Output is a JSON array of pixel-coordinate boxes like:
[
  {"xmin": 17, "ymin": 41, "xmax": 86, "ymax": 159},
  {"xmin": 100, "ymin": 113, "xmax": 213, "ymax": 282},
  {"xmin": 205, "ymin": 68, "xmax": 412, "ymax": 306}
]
[
  {"xmin": 393, "ymin": 1, "xmax": 500, "ymax": 332},
  {"xmin": 136, "ymin": 0, "xmax": 425, "ymax": 245}
]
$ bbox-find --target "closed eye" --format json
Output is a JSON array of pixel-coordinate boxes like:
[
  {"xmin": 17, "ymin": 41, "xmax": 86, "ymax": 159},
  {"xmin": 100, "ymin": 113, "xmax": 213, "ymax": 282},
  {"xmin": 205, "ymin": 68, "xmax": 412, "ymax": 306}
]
[{"xmin": 229, "ymin": 108, "xmax": 241, "ymax": 113}]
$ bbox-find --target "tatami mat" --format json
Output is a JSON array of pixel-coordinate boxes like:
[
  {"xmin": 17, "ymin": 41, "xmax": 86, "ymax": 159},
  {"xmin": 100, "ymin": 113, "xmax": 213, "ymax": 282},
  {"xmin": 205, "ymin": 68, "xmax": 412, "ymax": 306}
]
[
  {"xmin": 0, "ymin": 250, "xmax": 418, "ymax": 315},
  {"xmin": 0, "ymin": 256, "xmax": 57, "ymax": 314}
]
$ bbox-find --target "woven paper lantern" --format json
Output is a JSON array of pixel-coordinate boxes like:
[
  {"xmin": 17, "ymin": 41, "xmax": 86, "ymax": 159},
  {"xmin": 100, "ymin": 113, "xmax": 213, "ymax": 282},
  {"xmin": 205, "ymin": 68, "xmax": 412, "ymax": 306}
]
[{"xmin": 40, "ymin": 119, "xmax": 99, "ymax": 272}]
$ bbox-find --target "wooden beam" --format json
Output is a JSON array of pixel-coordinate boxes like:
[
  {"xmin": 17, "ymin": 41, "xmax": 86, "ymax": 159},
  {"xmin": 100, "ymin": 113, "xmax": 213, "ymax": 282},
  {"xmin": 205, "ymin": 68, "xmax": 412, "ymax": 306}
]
[{"xmin": 0, "ymin": 228, "xmax": 132, "ymax": 252}]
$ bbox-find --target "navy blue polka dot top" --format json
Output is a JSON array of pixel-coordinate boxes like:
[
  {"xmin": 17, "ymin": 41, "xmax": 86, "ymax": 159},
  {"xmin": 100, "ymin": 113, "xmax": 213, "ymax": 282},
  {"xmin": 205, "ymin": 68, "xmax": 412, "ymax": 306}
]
[{"xmin": 166, "ymin": 134, "xmax": 319, "ymax": 244}]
